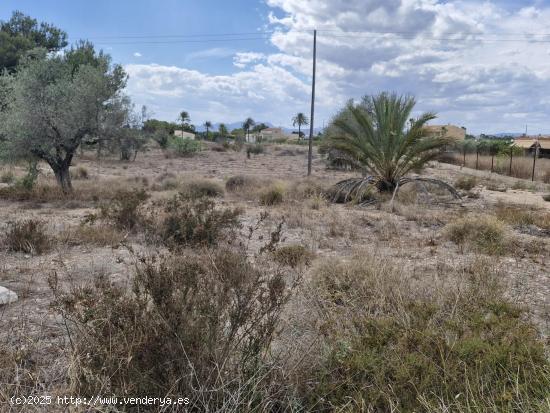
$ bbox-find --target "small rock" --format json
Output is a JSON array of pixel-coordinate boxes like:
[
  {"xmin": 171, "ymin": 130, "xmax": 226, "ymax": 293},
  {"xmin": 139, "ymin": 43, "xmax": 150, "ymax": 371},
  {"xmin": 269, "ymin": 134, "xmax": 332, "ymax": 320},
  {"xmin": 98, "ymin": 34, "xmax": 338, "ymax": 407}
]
[{"xmin": 0, "ymin": 286, "xmax": 18, "ymax": 305}]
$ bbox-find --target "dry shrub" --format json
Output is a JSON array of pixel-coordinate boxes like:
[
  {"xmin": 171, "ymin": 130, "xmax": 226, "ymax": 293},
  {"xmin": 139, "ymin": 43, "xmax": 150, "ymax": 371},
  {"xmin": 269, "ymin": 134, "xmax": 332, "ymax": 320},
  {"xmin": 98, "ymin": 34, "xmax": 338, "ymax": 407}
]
[
  {"xmin": 4, "ymin": 219, "xmax": 50, "ymax": 254},
  {"xmin": 51, "ymin": 247, "xmax": 299, "ymax": 410},
  {"xmin": 157, "ymin": 195, "xmax": 241, "ymax": 248},
  {"xmin": 303, "ymin": 254, "xmax": 550, "ymax": 412},
  {"xmin": 59, "ymin": 225, "xmax": 125, "ymax": 247},
  {"xmin": 445, "ymin": 215, "xmax": 510, "ymax": 255},
  {"xmin": 70, "ymin": 166, "xmax": 89, "ymax": 180},
  {"xmin": 543, "ymin": 194, "xmax": 550, "ymax": 202},
  {"xmin": 494, "ymin": 203, "xmax": 550, "ymax": 231},
  {"xmin": 454, "ymin": 175, "xmax": 477, "ymax": 190},
  {"xmin": 288, "ymin": 178, "xmax": 327, "ymax": 201},
  {"xmin": 259, "ymin": 184, "xmax": 285, "ymax": 206},
  {"xmin": 272, "ymin": 244, "xmax": 314, "ymax": 268},
  {"xmin": 180, "ymin": 178, "xmax": 224, "ymax": 199},
  {"xmin": 0, "ymin": 170, "xmax": 15, "ymax": 184},
  {"xmin": 99, "ymin": 189, "xmax": 149, "ymax": 231}
]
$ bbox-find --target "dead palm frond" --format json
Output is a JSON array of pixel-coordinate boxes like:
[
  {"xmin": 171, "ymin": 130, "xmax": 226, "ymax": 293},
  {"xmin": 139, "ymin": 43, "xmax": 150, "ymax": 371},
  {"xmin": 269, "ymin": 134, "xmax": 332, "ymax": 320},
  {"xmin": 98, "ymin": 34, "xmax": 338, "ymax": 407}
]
[{"xmin": 327, "ymin": 93, "xmax": 460, "ymax": 202}]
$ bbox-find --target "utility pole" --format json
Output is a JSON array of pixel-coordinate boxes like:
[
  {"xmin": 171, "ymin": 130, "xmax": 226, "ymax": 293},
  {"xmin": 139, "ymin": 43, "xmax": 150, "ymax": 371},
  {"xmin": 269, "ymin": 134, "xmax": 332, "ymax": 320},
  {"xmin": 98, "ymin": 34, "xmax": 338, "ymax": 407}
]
[{"xmin": 307, "ymin": 29, "xmax": 317, "ymax": 176}]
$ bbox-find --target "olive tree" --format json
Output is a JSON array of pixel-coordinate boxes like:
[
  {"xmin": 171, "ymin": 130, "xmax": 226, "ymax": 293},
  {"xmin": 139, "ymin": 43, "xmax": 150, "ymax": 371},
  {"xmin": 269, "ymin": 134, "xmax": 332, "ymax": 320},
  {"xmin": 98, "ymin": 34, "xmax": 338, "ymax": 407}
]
[{"xmin": 0, "ymin": 46, "xmax": 127, "ymax": 193}]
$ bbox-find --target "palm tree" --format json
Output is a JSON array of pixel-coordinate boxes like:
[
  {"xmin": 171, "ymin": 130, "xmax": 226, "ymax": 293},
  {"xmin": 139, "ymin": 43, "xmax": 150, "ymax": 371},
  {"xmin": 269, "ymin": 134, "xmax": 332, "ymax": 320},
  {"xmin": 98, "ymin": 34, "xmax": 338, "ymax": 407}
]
[
  {"xmin": 328, "ymin": 93, "xmax": 459, "ymax": 202},
  {"xmin": 243, "ymin": 118, "xmax": 255, "ymax": 142},
  {"xmin": 292, "ymin": 113, "xmax": 309, "ymax": 139},
  {"xmin": 178, "ymin": 111, "xmax": 190, "ymax": 136},
  {"xmin": 204, "ymin": 121, "xmax": 212, "ymax": 140},
  {"xmin": 218, "ymin": 123, "xmax": 228, "ymax": 138}
]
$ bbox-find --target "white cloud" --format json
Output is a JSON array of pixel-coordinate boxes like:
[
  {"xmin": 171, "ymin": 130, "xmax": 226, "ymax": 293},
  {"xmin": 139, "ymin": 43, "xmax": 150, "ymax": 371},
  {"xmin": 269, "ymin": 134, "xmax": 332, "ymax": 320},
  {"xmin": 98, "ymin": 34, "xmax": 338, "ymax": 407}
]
[
  {"xmin": 124, "ymin": 1, "xmax": 550, "ymax": 133},
  {"xmin": 133, "ymin": 52, "xmax": 142, "ymax": 57}
]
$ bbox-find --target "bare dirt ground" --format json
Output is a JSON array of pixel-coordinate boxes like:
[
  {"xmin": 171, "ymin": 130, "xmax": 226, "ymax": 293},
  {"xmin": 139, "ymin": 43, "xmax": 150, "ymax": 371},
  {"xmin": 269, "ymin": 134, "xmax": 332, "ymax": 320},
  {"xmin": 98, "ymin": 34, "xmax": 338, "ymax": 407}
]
[{"xmin": 1, "ymin": 143, "xmax": 549, "ymax": 407}]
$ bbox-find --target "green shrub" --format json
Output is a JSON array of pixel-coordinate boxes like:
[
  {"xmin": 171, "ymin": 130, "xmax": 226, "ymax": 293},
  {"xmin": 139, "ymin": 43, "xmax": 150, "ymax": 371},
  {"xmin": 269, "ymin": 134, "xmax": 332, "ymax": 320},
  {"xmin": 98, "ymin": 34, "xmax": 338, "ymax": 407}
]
[
  {"xmin": 445, "ymin": 215, "xmax": 509, "ymax": 255},
  {"xmin": 180, "ymin": 179, "xmax": 224, "ymax": 199},
  {"xmin": 307, "ymin": 255, "xmax": 550, "ymax": 412},
  {"xmin": 5, "ymin": 219, "xmax": 50, "ymax": 254},
  {"xmin": 454, "ymin": 175, "xmax": 477, "ymax": 190},
  {"xmin": 259, "ymin": 184, "xmax": 284, "ymax": 206},
  {"xmin": 50, "ymin": 248, "xmax": 295, "ymax": 409},
  {"xmin": 157, "ymin": 195, "xmax": 241, "ymax": 248},
  {"xmin": 99, "ymin": 189, "xmax": 149, "ymax": 230},
  {"xmin": 168, "ymin": 137, "xmax": 202, "ymax": 157}
]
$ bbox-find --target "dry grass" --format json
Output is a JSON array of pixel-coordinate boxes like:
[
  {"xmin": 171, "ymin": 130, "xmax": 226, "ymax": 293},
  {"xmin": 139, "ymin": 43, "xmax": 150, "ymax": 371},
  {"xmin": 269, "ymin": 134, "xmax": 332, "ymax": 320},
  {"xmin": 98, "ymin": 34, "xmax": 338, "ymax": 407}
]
[
  {"xmin": 446, "ymin": 153, "xmax": 550, "ymax": 182},
  {"xmin": 444, "ymin": 214, "xmax": 511, "ymax": 255},
  {"xmin": 180, "ymin": 178, "xmax": 224, "ymax": 199},
  {"xmin": 58, "ymin": 224, "xmax": 126, "ymax": 247},
  {"xmin": 3, "ymin": 219, "xmax": 51, "ymax": 255}
]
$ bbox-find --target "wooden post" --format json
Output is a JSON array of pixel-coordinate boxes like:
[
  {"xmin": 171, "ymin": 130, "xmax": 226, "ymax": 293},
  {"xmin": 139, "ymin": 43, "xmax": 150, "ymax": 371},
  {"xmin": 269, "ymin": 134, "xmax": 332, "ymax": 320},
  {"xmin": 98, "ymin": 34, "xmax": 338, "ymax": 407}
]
[
  {"xmin": 531, "ymin": 144, "xmax": 538, "ymax": 181},
  {"xmin": 307, "ymin": 29, "xmax": 317, "ymax": 176},
  {"xmin": 508, "ymin": 147, "xmax": 514, "ymax": 176}
]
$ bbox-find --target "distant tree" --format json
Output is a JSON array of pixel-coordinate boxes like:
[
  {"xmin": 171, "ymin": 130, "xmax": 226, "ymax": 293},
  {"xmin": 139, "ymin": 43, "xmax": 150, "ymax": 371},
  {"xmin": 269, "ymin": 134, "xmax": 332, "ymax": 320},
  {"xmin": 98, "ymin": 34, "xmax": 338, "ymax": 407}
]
[
  {"xmin": 292, "ymin": 113, "xmax": 309, "ymax": 139},
  {"xmin": 252, "ymin": 122, "xmax": 268, "ymax": 133},
  {"xmin": 204, "ymin": 121, "xmax": 212, "ymax": 140},
  {"xmin": 243, "ymin": 118, "xmax": 255, "ymax": 142},
  {"xmin": 143, "ymin": 119, "xmax": 177, "ymax": 135},
  {"xmin": 0, "ymin": 44, "xmax": 127, "ymax": 193},
  {"xmin": 177, "ymin": 111, "xmax": 195, "ymax": 134},
  {"xmin": 454, "ymin": 139, "xmax": 475, "ymax": 167},
  {"xmin": 0, "ymin": 11, "xmax": 68, "ymax": 72},
  {"xmin": 218, "ymin": 123, "xmax": 228, "ymax": 137}
]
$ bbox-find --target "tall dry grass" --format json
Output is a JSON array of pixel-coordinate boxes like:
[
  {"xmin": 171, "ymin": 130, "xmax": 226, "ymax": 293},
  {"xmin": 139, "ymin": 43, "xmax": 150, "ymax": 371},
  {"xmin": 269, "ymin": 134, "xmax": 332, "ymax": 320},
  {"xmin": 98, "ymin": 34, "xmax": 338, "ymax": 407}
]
[{"xmin": 444, "ymin": 153, "xmax": 550, "ymax": 183}]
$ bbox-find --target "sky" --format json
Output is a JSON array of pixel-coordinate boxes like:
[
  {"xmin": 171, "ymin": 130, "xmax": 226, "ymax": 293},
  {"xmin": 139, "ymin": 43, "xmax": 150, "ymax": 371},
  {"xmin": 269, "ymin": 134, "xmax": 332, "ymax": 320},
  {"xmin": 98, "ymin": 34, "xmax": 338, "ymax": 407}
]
[{"xmin": 2, "ymin": 0, "xmax": 550, "ymax": 134}]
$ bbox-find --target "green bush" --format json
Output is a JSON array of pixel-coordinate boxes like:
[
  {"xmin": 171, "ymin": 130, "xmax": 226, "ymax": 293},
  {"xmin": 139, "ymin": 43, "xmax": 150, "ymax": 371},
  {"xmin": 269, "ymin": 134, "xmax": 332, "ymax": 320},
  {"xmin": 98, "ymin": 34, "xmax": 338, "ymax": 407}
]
[
  {"xmin": 168, "ymin": 137, "xmax": 201, "ymax": 157},
  {"xmin": 307, "ymin": 255, "xmax": 550, "ymax": 412}
]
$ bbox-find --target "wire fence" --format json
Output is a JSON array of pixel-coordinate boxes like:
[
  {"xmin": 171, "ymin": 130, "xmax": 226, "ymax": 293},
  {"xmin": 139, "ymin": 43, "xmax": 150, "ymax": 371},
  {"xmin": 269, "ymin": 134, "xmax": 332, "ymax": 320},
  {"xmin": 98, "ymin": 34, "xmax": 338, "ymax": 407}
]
[{"xmin": 440, "ymin": 151, "xmax": 550, "ymax": 183}]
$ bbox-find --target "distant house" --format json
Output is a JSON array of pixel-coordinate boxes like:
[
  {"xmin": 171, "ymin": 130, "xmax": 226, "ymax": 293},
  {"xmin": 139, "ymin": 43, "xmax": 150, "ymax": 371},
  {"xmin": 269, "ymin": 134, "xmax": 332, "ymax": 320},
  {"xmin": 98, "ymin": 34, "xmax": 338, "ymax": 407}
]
[
  {"xmin": 254, "ymin": 127, "xmax": 287, "ymax": 142},
  {"xmin": 424, "ymin": 124, "xmax": 466, "ymax": 140},
  {"xmin": 174, "ymin": 130, "xmax": 196, "ymax": 140},
  {"xmin": 513, "ymin": 135, "xmax": 550, "ymax": 157}
]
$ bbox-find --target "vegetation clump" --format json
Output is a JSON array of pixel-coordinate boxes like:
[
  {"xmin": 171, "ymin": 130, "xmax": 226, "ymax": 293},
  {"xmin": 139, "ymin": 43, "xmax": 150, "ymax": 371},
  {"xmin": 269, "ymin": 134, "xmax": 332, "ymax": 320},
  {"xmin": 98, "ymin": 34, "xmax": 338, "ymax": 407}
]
[
  {"xmin": 306, "ymin": 255, "xmax": 550, "ymax": 412},
  {"xmin": 272, "ymin": 244, "xmax": 314, "ymax": 268},
  {"xmin": 180, "ymin": 178, "xmax": 224, "ymax": 199},
  {"xmin": 259, "ymin": 184, "xmax": 285, "ymax": 206},
  {"xmin": 50, "ymin": 248, "xmax": 296, "ymax": 409},
  {"xmin": 168, "ymin": 136, "xmax": 202, "ymax": 157},
  {"xmin": 4, "ymin": 219, "xmax": 50, "ymax": 254},
  {"xmin": 225, "ymin": 175, "xmax": 257, "ymax": 193},
  {"xmin": 444, "ymin": 215, "xmax": 510, "ymax": 255},
  {"xmin": 157, "ymin": 195, "xmax": 241, "ymax": 248},
  {"xmin": 99, "ymin": 189, "xmax": 149, "ymax": 230},
  {"xmin": 454, "ymin": 175, "xmax": 477, "ymax": 190}
]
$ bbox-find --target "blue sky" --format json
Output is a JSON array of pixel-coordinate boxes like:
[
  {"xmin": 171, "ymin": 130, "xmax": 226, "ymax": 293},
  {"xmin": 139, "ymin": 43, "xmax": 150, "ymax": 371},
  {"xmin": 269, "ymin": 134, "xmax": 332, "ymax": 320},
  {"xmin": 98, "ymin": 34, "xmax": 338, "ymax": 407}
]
[{"xmin": 2, "ymin": 1, "xmax": 550, "ymax": 134}]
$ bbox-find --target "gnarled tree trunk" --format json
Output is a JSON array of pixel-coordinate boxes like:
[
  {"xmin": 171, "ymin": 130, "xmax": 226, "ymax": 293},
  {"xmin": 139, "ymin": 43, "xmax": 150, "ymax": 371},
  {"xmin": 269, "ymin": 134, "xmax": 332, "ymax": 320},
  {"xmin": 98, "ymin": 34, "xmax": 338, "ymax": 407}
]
[{"xmin": 53, "ymin": 164, "xmax": 73, "ymax": 194}]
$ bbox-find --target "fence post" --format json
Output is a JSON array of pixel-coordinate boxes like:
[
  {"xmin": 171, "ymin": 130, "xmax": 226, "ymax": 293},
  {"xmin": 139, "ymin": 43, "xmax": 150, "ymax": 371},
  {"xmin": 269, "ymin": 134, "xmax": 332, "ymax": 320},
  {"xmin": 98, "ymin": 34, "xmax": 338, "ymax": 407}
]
[
  {"xmin": 476, "ymin": 149, "xmax": 479, "ymax": 170},
  {"xmin": 531, "ymin": 145, "xmax": 538, "ymax": 181},
  {"xmin": 508, "ymin": 147, "xmax": 514, "ymax": 176}
]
